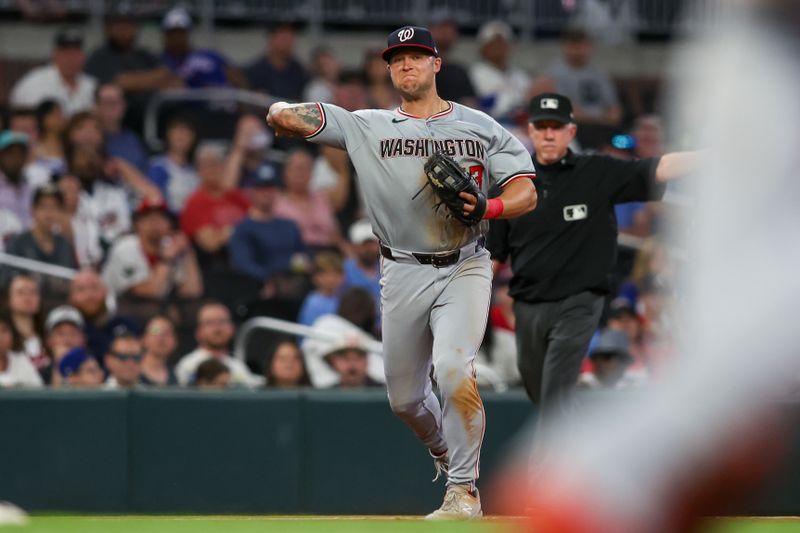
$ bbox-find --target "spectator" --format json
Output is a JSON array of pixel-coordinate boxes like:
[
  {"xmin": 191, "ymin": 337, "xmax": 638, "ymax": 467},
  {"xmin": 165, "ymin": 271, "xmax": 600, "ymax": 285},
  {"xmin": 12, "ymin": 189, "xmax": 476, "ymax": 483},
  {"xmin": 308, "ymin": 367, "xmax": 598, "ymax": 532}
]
[
  {"xmin": 104, "ymin": 329, "xmax": 143, "ymax": 389},
  {"xmin": 362, "ymin": 49, "xmax": 398, "ymax": 110},
  {"xmin": 605, "ymin": 297, "xmax": 646, "ymax": 378},
  {"xmin": 194, "ymin": 358, "xmax": 231, "ymax": 389},
  {"xmin": 342, "ymin": 219, "xmax": 380, "ymax": 310},
  {"xmin": 31, "ymin": 100, "xmax": 67, "ymax": 176},
  {"xmin": 67, "ymin": 145, "xmax": 130, "ymax": 245},
  {"xmin": 488, "ymin": 268, "xmax": 515, "ymax": 332},
  {"xmin": 309, "ymin": 75, "xmax": 367, "ymax": 232},
  {"xmin": 140, "ymin": 315, "xmax": 178, "ymax": 386},
  {"xmin": 94, "ymin": 83, "xmax": 149, "ymax": 173},
  {"xmin": 54, "ymin": 173, "xmax": 102, "ymax": 268},
  {"xmin": 231, "ymin": 114, "xmax": 274, "ymax": 189},
  {"xmin": 10, "ymin": 28, "xmax": 97, "ymax": 116},
  {"xmin": 147, "ymin": 115, "xmax": 200, "ymax": 213},
  {"xmin": 158, "ymin": 7, "xmax": 247, "ymax": 89},
  {"xmin": 0, "ymin": 313, "xmax": 43, "ymax": 388},
  {"xmin": 7, "ymin": 108, "xmax": 38, "ymax": 145},
  {"xmin": 229, "ymin": 161, "xmax": 307, "ymax": 295},
  {"xmin": 245, "ymin": 23, "xmax": 308, "ymax": 100},
  {"xmin": 39, "ymin": 305, "xmax": 86, "ymax": 383},
  {"xmin": 302, "ymin": 286, "xmax": 384, "ymax": 388},
  {"xmin": 84, "ymin": 6, "xmax": 169, "ymax": 131},
  {"xmin": 180, "ymin": 143, "xmax": 250, "ymax": 271},
  {"xmin": 274, "ymin": 149, "xmax": 339, "ymax": 249},
  {"xmin": 174, "ymin": 301, "xmax": 263, "ymax": 387},
  {"xmin": 326, "ymin": 343, "xmax": 382, "ymax": 389},
  {"xmin": 0, "ymin": 131, "xmax": 34, "ymax": 241},
  {"xmin": 65, "ymin": 113, "xmax": 161, "ymax": 210},
  {"xmin": 469, "ymin": 20, "xmax": 531, "ymax": 121},
  {"xmin": 5, "ymin": 273, "xmax": 45, "ymax": 365},
  {"xmin": 6, "ymin": 186, "xmax": 78, "ymax": 286},
  {"xmin": 298, "ymin": 252, "xmax": 344, "ymax": 327},
  {"xmin": 429, "ymin": 12, "xmax": 479, "ymax": 107},
  {"xmin": 263, "ymin": 340, "xmax": 311, "ymax": 388},
  {"xmin": 475, "ymin": 272, "xmax": 520, "ymax": 388},
  {"xmin": 43, "ymin": 304, "xmax": 87, "ymax": 384},
  {"xmin": 303, "ymin": 47, "xmax": 341, "ymax": 103},
  {"xmin": 58, "ymin": 346, "xmax": 103, "ymax": 388},
  {"xmin": 102, "ymin": 198, "xmax": 203, "ymax": 308},
  {"xmin": 69, "ymin": 270, "xmax": 138, "ymax": 362},
  {"xmin": 64, "ymin": 109, "xmax": 104, "ymax": 154},
  {"xmin": 543, "ymin": 29, "xmax": 622, "ymax": 127},
  {"xmin": 578, "ymin": 329, "xmax": 637, "ymax": 389}
]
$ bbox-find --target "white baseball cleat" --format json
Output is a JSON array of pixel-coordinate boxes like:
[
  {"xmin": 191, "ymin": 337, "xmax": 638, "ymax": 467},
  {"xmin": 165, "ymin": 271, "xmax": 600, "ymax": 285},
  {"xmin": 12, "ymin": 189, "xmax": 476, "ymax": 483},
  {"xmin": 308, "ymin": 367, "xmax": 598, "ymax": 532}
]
[
  {"xmin": 425, "ymin": 483, "xmax": 482, "ymax": 520},
  {"xmin": 0, "ymin": 501, "xmax": 28, "ymax": 526}
]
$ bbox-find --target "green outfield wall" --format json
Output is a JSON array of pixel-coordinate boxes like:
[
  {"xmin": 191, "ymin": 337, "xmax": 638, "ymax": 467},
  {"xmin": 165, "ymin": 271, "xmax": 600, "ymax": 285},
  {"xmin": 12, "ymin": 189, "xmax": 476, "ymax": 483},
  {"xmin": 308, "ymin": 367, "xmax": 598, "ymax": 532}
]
[{"xmin": 0, "ymin": 389, "xmax": 798, "ymax": 515}]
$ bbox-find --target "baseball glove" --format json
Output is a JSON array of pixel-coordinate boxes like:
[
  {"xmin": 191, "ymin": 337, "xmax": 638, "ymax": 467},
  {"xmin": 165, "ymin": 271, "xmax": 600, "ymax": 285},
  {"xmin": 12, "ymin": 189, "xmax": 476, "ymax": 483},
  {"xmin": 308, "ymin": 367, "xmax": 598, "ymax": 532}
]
[{"xmin": 420, "ymin": 151, "xmax": 487, "ymax": 226}]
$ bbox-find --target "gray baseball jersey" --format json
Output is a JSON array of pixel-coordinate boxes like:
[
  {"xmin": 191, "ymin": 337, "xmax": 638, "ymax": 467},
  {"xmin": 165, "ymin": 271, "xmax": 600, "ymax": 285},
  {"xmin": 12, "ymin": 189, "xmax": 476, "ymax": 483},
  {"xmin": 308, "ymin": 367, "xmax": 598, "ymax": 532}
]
[
  {"xmin": 302, "ymin": 99, "xmax": 535, "ymax": 490},
  {"xmin": 305, "ymin": 101, "xmax": 536, "ymax": 253}
]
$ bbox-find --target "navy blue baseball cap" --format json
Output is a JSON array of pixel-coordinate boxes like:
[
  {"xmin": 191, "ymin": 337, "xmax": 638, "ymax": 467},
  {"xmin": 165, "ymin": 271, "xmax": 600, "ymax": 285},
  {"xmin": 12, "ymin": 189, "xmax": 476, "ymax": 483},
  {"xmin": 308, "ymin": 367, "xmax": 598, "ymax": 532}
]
[
  {"xmin": 382, "ymin": 26, "xmax": 439, "ymax": 62},
  {"xmin": 251, "ymin": 161, "xmax": 281, "ymax": 187}
]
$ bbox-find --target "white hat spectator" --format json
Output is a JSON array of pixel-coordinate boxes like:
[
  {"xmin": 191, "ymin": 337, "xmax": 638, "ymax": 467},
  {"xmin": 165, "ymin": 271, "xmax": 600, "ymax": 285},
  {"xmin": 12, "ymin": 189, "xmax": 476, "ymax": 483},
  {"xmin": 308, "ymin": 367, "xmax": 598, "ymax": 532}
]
[
  {"xmin": 477, "ymin": 20, "xmax": 513, "ymax": 46},
  {"xmin": 45, "ymin": 305, "xmax": 85, "ymax": 333},
  {"xmin": 162, "ymin": 7, "xmax": 192, "ymax": 30},
  {"xmin": 348, "ymin": 219, "xmax": 377, "ymax": 245}
]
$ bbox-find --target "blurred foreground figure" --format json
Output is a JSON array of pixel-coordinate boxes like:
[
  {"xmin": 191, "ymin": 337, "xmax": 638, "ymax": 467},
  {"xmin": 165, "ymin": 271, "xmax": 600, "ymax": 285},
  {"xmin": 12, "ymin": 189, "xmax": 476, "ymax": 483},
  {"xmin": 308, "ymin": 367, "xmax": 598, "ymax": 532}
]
[{"xmin": 499, "ymin": 2, "xmax": 800, "ymax": 531}]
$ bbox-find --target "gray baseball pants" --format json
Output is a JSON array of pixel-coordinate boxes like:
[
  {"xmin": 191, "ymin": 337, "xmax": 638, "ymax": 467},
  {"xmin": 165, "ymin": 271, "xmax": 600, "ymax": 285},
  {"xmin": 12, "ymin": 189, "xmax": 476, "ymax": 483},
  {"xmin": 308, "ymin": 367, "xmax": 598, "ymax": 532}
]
[{"xmin": 380, "ymin": 246, "xmax": 491, "ymax": 489}]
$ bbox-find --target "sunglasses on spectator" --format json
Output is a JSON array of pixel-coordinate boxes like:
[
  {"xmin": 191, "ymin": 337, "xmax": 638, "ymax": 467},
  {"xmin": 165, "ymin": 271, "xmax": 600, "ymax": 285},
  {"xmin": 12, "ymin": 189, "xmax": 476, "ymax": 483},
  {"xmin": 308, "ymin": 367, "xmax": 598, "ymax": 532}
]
[{"xmin": 111, "ymin": 351, "xmax": 143, "ymax": 362}]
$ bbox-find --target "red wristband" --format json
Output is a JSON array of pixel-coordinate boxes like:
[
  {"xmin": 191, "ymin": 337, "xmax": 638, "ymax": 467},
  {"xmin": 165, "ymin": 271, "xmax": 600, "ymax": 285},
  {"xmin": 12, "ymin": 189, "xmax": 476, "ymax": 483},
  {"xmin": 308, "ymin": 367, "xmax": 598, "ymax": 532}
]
[{"xmin": 484, "ymin": 198, "xmax": 505, "ymax": 220}]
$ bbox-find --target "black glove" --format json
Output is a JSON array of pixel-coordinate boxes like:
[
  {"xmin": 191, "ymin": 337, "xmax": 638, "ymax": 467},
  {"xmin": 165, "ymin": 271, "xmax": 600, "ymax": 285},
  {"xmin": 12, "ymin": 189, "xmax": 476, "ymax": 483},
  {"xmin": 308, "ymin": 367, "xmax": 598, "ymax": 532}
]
[{"xmin": 422, "ymin": 151, "xmax": 487, "ymax": 226}]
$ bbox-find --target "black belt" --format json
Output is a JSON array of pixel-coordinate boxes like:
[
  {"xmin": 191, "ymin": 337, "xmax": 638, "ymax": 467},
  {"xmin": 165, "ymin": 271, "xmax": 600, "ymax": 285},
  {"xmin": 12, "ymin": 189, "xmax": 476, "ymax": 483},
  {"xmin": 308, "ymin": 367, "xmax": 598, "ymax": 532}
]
[{"xmin": 379, "ymin": 237, "xmax": 485, "ymax": 268}]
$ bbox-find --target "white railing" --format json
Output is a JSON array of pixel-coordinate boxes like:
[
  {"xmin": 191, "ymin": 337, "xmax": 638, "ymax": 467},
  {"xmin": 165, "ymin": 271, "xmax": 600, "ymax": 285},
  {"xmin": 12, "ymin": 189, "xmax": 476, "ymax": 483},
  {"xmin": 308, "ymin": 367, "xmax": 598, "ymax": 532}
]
[
  {"xmin": 233, "ymin": 316, "xmax": 510, "ymax": 392},
  {"xmin": 0, "ymin": 252, "xmax": 77, "ymax": 280},
  {"xmin": 143, "ymin": 88, "xmax": 276, "ymax": 151}
]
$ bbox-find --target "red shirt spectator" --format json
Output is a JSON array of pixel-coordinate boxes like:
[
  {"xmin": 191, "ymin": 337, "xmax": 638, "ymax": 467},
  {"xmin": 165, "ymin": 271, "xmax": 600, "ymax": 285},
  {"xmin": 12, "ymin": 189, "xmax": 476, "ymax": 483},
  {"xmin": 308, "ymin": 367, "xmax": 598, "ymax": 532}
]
[
  {"xmin": 179, "ymin": 143, "xmax": 250, "ymax": 250},
  {"xmin": 180, "ymin": 187, "xmax": 249, "ymax": 238}
]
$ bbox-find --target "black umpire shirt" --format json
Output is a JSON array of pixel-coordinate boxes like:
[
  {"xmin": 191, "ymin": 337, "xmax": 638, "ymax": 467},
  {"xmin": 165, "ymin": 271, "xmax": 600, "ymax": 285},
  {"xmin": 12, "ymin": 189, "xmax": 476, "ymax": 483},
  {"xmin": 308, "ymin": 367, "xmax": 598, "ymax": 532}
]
[{"xmin": 487, "ymin": 150, "xmax": 665, "ymax": 303}]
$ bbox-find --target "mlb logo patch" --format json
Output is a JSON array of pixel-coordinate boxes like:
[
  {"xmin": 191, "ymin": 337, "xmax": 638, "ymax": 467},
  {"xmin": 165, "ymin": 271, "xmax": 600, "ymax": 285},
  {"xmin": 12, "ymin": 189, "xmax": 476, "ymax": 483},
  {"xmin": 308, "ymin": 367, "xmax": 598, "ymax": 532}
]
[
  {"xmin": 563, "ymin": 204, "xmax": 588, "ymax": 221},
  {"xmin": 541, "ymin": 98, "xmax": 559, "ymax": 109}
]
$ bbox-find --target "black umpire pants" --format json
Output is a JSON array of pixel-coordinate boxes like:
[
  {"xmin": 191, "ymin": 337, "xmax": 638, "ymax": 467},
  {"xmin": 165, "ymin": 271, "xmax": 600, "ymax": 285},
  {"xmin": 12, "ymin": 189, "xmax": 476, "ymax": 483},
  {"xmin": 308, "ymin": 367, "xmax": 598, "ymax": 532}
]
[{"xmin": 514, "ymin": 290, "xmax": 604, "ymax": 422}]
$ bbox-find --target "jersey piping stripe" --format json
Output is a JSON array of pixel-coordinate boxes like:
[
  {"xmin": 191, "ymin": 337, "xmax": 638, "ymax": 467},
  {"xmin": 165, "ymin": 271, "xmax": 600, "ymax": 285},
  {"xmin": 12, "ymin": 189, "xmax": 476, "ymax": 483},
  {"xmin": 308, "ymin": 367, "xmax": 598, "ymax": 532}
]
[
  {"xmin": 499, "ymin": 172, "xmax": 537, "ymax": 189},
  {"xmin": 395, "ymin": 101, "xmax": 454, "ymax": 120},
  {"xmin": 303, "ymin": 102, "xmax": 327, "ymax": 140}
]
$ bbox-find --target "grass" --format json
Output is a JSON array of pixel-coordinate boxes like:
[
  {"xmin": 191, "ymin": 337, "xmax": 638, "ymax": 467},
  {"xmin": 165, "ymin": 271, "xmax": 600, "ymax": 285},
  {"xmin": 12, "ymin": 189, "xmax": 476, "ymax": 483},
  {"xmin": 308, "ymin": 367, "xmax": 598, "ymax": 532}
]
[{"xmin": 6, "ymin": 516, "xmax": 800, "ymax": 532}]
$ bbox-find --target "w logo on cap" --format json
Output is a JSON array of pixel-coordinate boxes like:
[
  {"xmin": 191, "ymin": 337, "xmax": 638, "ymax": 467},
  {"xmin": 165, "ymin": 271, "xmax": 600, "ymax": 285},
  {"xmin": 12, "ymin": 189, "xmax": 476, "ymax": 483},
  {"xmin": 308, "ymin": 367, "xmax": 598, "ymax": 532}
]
[{"xmin": 398, "ymin": 27, "xmax": 415, "ymax": 42}]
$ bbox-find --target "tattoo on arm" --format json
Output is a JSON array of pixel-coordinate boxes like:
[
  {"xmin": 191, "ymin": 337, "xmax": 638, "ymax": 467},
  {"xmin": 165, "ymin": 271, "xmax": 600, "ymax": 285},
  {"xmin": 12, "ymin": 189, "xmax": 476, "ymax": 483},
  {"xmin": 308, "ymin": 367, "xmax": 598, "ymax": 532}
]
[{"xmin": 274, "ymin": 103, "xmax": 322, "ymax": 136}]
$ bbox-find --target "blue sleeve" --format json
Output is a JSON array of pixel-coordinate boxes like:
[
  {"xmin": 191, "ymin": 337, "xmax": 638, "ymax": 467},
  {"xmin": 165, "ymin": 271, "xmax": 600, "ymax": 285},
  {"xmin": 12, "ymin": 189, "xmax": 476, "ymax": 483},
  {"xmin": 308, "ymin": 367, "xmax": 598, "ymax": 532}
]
[
  {"xmin": 297, "ymin": 294, "xmax": 317, "ymax": 326},
  {"xmin": 147, "ymin": 163, "xmax": 169, "ymax": 201},
  {"xmin": 229, "ymin": 222, "xmax": 267, "ymax": 281}
]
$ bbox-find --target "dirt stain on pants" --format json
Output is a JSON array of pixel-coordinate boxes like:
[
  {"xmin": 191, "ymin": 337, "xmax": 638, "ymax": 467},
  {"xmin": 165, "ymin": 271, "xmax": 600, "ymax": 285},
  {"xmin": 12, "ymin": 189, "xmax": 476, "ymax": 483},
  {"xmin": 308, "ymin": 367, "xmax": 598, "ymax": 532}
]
[{"xmin": 451, "ymin": 377, "xmax": 483, "ymax": 444}]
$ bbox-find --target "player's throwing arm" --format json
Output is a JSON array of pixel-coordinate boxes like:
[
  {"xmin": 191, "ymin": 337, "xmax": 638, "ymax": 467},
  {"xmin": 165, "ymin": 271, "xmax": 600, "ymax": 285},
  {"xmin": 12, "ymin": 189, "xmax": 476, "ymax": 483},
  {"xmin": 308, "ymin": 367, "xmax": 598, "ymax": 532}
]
[{"xmin": 267, "ymin": 102, "xmax": 322, "ymax": 138}]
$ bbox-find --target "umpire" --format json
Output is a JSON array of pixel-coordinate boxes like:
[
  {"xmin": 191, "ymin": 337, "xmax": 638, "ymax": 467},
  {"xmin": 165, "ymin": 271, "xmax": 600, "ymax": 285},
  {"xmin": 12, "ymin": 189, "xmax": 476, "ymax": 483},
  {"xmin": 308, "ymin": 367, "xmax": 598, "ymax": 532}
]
[{"xmin": 487, "ymin": 92, "xmax": 695, "ymax": 423}]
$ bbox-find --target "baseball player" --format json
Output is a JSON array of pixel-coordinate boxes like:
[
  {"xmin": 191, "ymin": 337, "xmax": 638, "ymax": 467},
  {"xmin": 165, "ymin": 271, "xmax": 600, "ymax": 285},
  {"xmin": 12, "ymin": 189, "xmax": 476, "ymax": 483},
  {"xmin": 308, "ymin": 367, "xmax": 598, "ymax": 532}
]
[{"xmin": 268, "ymin": 26, "xmax": 536, "ymax": 519}]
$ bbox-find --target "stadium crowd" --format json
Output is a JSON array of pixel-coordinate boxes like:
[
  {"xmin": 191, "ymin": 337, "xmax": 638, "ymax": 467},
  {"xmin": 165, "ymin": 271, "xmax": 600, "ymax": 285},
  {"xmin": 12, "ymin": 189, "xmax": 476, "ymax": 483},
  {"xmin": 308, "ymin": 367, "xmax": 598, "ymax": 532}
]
[{"xmin": 0, "ymin": 6, "xmax": 674, "ymax": 391}]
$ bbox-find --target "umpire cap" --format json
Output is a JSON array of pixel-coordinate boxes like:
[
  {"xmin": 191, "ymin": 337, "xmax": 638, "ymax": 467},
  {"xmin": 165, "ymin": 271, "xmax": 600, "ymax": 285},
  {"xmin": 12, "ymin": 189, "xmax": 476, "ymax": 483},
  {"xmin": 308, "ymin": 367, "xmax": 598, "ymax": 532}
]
[
  {"xmin": 529, "ymin": 93, "xmax": 574, "ymax": 124},
  {"xmin": 382, "ymin": 26, "xmax": 439, "ymax": 62}
]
